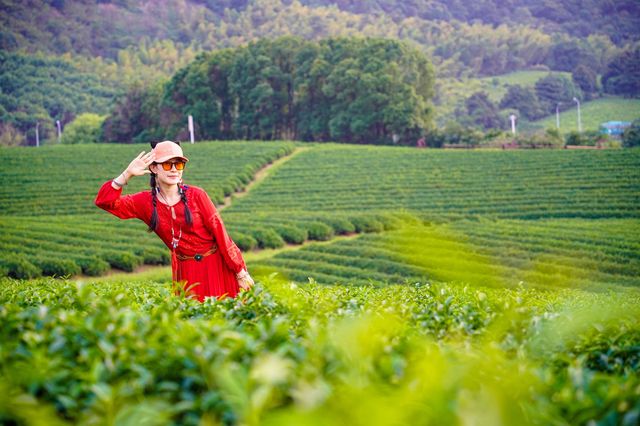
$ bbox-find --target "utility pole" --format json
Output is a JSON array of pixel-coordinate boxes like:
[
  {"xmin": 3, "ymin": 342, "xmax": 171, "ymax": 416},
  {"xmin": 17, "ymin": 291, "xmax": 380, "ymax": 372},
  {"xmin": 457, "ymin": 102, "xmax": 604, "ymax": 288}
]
[
  {"xmin": 509, "ymin": 114, "xmax": 517, "ymax": 135},
  {"xmin": 188, "ymin": 115, "xmax": 195, "ymax": 144},
  {"xmin": 56, "ymin": 120, "xmax": 62, "ymax": 143},
  {"xmin": 35, "ymin": 122, "xmax": 40, "ymax": 147},
  {"xmin": 573, "ymin": 97, "xmax": 582, "ymax": 133},
  {"xmin": 556, "ymin": 103, "xmax": 561, "ymax": 129}
]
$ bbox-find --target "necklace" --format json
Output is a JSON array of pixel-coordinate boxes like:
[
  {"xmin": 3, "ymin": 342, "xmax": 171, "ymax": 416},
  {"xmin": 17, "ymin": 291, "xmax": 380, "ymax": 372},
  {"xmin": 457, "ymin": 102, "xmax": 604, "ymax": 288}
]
[{"xmin": 156, "ymin": 188, "xmax": 182, "ymax": 250}]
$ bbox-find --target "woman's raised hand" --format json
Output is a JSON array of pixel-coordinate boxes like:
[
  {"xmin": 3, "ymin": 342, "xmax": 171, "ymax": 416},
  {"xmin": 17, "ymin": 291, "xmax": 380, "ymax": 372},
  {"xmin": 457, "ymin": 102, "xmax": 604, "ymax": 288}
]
[
  {"xmin": 112, "ymin": 151, "xmax": 156, "ymax": 188},
  {"xmin": 125, "ymin": 151, "xmax": 156, "ymax": 177}
]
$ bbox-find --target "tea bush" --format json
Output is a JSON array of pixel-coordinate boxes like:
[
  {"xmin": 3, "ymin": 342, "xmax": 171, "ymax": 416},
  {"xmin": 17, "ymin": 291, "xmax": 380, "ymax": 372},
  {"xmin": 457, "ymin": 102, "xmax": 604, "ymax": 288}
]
[{"xmin": 0, "ymin": 276, "xmax": 638, "ymax": 425}]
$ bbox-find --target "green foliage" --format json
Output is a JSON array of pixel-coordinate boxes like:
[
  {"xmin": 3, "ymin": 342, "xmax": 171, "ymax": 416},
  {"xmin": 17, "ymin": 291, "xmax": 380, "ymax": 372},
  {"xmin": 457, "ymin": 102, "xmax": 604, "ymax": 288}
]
[
  {"xmin": 256, "ymin": 219, "xmax": 640, "ymax": 289},
  {"xmin": 102, "ymin": 251, "xmax": 143, "ymax": 272},
  {"xmin": 0, "ymin": 256, "xmax": 41, "ymax": 279},
  {"xmin": 2, "ymin": 0, "xmax": 633, "ymax": 132},
  {"xmin": 602, "ymin": 44, "xmax": 640, "ymax": 98},
  {"xmin": 622, "ymin": 119, "xmax": 640, "ymax": 147},
  {"xmin": 273, "ymin": 225, "xmax": 308, "ymax": 244},
  {"xmin": 101, "ymin": 80, "xmax": 166, "ymax": 143},
  {"xmin": 75, "ymin": 256, "xmax": 111, "ymax": 277},
  {"xmin": 0, "ymin": 51, "xmax": 119, "ymax": 146},
  {"xmin": 60, "ymin": 113, "xmax": 105, "ymax": 144},
  {"xmin": 534, "ymin": 73, "xmax": 582, "ymax": 115},
  {"xmin": 32, "ymin": 257, "xmax": 81, "ymax": 277},
  {"xmin": 548, "ymin": 39, "xmax": 598, "ymax": 73},
  {"xmin": 137, "ymin": 247, "xmax": 170, "ymax": 266},
  {"xmin": 305, "ymin": 221, "xmax": 334, "ymax": 241},
  {"xmin": 499, "ymin": 85, "xmax": 546, "ymax": 120},
  {"xmin": 532, "ymin": 96, "xmax": 640, "ymax": 133},
  {"xmin": 571, "ymin": 64, "xmax": 599, "ymax": 97},
  {"xmin": 564, "ymin": 131, "xmax": 607, "ymax": 146},
  {"xmin": 122, "ymin": 36, "xmax": 435, "ymax": 145},
  {"xmin": 251, "ymin": 228, "xmax": 286, "ymax": 249},
  {"xmin": 226, "ymin": 144, "xmax": 640, "ymax": 220},
  {"xmin": 350, "ymin": 216, "xmax": 385, "ymax": 233},
  {"xmin": 232, "ymin": 232, "xmax": 258, "ymax": 251},
  {"xmin": 514, "ymin": 129, "xmax": 565, "ymax": 149},
  {"xmin": 0, "ymin": 276, "xmax": 639, "ymax": 424},
  {"xmin": 460, "ymin": 91, "xmax": 502, "ymax": 130},
  {"xmin": 0, "ymin": 122, "xmax": 25, "ymax": 147},
  {"xmin": 319, "ymin": 217, "xmax": 356, "ymax": 235}
]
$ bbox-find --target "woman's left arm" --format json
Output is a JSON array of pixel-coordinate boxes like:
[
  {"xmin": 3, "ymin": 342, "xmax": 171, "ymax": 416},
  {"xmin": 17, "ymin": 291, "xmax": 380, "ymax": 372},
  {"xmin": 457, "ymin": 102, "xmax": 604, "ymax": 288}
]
[{"xmin": 198, "ymin": 190, "xmax": 253, "ymax": 289}]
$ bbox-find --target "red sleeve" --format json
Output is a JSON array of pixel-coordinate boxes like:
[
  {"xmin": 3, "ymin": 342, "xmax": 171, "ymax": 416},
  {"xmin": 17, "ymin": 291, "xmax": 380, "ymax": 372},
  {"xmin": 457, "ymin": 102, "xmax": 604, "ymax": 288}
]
[
  {"xmin": 198, "ymin": 189, "xmax": 246, "ymax": 274},
  {"xmin": 94, "ymin": 180, "xmax": 145, "ymax": 220}
]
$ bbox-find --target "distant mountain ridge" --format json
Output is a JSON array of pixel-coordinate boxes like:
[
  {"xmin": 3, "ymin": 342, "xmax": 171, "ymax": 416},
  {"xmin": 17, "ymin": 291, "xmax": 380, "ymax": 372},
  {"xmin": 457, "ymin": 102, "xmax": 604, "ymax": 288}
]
[{"xmin": 1, "ymin": 0, "xmax": 638, "ymax": 60}]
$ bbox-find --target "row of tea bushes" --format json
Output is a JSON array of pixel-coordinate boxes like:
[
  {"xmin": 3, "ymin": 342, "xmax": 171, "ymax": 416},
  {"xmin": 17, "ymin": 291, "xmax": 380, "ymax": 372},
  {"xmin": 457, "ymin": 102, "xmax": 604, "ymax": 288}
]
[
  {"xmin": 254, "ymin": 218, "xmax": 640, "ymax": 290},
  {"xmin": 0, "ymin": 141, "xmax": 295, "ymax": 216},
  {"xmin": 226, "ymin": 144, "xmax": 640, "ymax": 220}
]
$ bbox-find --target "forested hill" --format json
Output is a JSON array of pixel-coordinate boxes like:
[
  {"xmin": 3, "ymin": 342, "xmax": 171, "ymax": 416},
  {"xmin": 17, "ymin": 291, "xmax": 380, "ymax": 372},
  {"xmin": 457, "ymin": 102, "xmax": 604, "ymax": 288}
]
[
  {"xmin": 1, "ymin": 0, "xmax": 638, "ymax": 60},
  {"xmin": 1, "ymin": 0, "xmax": 639, "ymax": 145}
]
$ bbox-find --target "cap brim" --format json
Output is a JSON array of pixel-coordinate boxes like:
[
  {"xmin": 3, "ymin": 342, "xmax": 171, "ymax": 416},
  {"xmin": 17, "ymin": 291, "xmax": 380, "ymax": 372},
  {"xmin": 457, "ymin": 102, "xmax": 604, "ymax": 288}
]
[{"xmin": 155, "ymin": 155, "xmax": 189, "ymax": 163}]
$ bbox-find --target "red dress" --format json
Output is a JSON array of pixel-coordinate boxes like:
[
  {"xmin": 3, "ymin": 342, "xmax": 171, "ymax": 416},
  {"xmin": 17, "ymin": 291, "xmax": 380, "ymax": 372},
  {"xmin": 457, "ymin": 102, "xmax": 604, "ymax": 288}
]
[{"xmin": 95, "ymin": 180, "xmax": 246, "ymax": 301}]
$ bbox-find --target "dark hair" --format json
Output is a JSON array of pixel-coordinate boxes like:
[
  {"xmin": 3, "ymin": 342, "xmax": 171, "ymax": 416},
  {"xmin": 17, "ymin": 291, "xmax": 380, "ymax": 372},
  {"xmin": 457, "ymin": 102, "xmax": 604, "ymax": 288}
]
[{"xmin": 148, "ymin": 141, "xmax": 192, "ymax": 232}]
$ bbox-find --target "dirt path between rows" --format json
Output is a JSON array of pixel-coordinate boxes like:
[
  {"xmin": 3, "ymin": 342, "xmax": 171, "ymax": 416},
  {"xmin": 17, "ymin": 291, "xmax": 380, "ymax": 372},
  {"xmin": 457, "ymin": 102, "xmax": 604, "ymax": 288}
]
[{"xmin": 218, "ymin": 146, "xmax": 311, "ymax": 210}]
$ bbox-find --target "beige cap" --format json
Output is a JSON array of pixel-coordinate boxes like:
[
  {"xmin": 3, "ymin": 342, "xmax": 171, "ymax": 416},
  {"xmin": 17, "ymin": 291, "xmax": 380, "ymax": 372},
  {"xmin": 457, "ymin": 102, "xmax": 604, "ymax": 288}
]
[{"xmin": 152, "ymin": 141, "xmax": 189, "ymax": 163}]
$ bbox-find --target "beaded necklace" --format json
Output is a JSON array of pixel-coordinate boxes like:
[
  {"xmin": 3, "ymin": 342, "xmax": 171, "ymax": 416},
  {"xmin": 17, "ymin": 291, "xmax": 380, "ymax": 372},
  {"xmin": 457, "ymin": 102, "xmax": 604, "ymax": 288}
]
[{"xmin": 157, "ymin": 188, "xmax": 182, "ymax": 250}]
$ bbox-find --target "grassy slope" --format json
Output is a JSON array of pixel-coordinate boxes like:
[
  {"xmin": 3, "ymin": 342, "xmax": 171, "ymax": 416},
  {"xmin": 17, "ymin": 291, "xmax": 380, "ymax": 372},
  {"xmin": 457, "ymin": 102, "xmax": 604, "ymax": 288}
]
[{"xmin": 532, "ymin": 96, "xmax": 640, "ymax": 133}]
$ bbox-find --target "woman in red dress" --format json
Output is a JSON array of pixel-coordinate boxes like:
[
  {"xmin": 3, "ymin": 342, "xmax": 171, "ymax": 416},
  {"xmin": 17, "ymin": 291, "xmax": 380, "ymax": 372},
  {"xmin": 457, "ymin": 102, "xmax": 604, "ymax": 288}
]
[{"xmin": 95, "ymin": 140, "xmax": 254, "ymax": 301}]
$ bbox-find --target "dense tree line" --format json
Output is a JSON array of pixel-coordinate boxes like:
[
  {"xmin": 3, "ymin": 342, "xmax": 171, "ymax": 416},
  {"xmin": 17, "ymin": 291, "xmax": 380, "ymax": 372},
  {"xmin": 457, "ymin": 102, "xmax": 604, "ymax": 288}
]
[{"xmin": 102, "ymin": 37, "xmax": 434, "ymax": 144}]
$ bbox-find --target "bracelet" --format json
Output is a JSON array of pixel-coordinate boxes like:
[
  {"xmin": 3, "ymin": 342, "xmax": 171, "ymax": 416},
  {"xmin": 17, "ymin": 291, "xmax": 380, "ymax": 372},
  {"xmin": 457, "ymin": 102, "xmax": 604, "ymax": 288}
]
[
  {"xmin": 236, "ymin": 269, "xmax": 249, "ymax": 279},
  {"xmin": 113, "ymin": 173, "xmax": 127, "ymax": 188}
]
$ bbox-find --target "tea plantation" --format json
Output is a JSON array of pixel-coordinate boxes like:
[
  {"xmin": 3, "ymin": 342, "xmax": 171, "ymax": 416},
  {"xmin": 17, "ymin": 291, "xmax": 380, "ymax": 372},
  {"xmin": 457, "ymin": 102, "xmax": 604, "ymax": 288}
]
[{"xmin": 1, "ymin": 142, "xmax": 639, "ymax": 424}]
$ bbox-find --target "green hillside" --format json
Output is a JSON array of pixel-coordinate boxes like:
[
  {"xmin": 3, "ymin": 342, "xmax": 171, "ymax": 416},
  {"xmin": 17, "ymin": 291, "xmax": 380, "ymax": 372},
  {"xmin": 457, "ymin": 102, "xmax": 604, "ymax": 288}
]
[{"xmin": 531, "ymin": 96, "xmax": 640, "ymax": 132}]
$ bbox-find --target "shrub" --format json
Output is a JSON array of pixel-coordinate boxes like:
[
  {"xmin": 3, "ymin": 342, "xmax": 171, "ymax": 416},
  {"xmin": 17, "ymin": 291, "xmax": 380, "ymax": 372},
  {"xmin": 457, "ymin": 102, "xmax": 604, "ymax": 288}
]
[
  {"xmin": 373, "ymin": 214, "xmax": 402, "ymax": 231},
  {"xmin": 102, "ymin": 251, "xmax": 143, "ymax": 272},
  {"xmin": 61, "ymin": 113, "xmax": 105, "ymax": 144},
  {"xmin": 136, "ymin": 247, "xmax": 170, "ymax": 265},
  {"xmin": 306, "ymin": 222, "xmax": 334, "ymax": 241},
  {"xmin": 251, "ymin": 228, "xmax": 285, "ymax": 249},
  {"xmin": 622, "ymin": 119, "xmax": 640, "ymax": 148},
  {"xmin": 32, "ymin": 257, "xmax": 81, "ymax": 277},
  {"xmin": 0, "ymin": 256, "xmax": 42, "ymax": 279},
  {"xmin": 76, "ymin": 256, "xmax": 111, "ymax": 276},
  {"xmin": 320, "ymin": 217, "xmax": 356, "ymax": 235},
  {"xmin": 275, "ymin": 225, "xmax": 308, "ymax": 244},
  {"xmin": 565, "ymin": 131, "xmax": 608, "ymax": 146},
  {"xmin": 208, "ymin": 188, "xmax": 225, "ymax": 205},
  {"xmin": 233, "ymin": 233, "xmax": 258, "ymax": 251},
  {"xmin": 350, "ymin": 216, "xmax": 385, "ymax": 233}
]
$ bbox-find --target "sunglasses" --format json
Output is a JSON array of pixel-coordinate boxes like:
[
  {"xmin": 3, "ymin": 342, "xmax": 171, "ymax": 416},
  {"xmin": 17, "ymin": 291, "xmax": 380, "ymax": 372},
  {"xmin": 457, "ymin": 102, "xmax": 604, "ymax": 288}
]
[{"xmin": 157, "ymin": 161, "xmax": 186, "ymax": 171}]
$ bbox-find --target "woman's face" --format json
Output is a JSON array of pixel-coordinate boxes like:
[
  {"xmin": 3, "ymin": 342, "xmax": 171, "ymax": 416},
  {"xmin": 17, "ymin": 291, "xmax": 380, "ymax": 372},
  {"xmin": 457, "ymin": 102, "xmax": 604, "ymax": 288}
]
[{"xmin": 150, "ymin": 158, "xmax": 185, "ymax": 186}]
